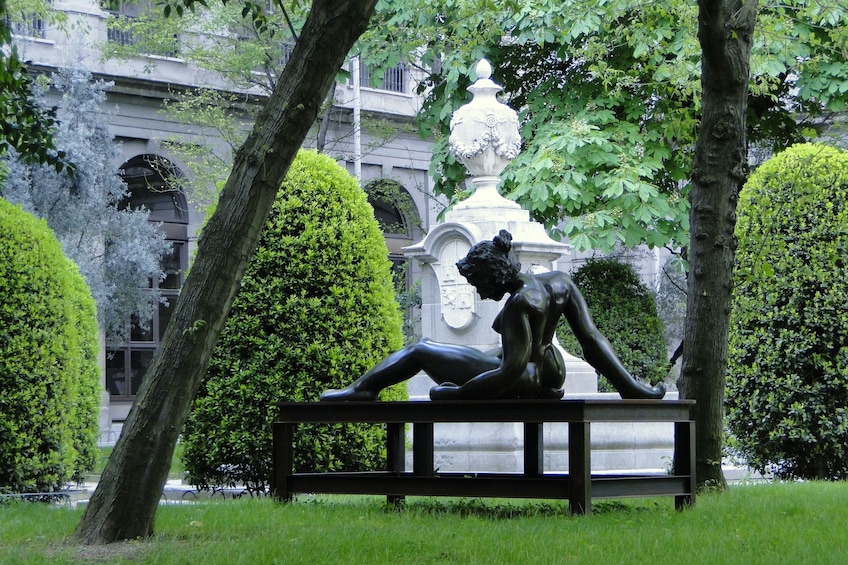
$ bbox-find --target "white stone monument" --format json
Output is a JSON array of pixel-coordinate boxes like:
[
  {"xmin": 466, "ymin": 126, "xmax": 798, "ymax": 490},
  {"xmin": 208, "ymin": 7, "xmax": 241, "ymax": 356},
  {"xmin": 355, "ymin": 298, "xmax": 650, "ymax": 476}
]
[
  {"xmin": 403, "ymin": 59, "xmax": 597, "ymax": 400},
  {"xmin": 400, "ymin": 60, "xmax": 637, "ymax": 473}
]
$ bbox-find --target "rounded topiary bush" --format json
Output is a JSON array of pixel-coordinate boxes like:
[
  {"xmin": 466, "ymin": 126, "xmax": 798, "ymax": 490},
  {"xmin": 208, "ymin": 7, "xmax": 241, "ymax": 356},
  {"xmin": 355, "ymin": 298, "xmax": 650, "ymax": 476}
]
[
  {"xmin": 556, "ymin": 258, "xmax": 667, "ymax": 392},
  {"xmin": 728, "ymin": 143, "xmax": 848, "ymax": 480},
  {"xmin": 64, "ymin": 270, "xmax": 101, "ymax": 483},
  {"xmin": 0, "ymin": 198, "xmax": 100, "ymax": 493},
  {"xmin": 182, "ymin": 150, "xmax": 405, "ymax": 492}
]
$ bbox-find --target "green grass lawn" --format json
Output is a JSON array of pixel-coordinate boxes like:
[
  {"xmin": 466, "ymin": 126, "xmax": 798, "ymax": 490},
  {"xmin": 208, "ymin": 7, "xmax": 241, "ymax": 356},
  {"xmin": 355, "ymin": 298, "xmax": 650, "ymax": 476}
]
[{"xmin": 1, "ymin": 482, "xmax": 846, "ymax": 564}]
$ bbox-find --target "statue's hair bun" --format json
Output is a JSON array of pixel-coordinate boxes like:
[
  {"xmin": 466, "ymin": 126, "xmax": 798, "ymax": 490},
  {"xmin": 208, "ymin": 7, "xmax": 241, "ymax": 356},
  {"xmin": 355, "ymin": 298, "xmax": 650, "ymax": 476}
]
[{"xmin": 494, "ymin": 229, "xmax": 513, "ymax": 251}]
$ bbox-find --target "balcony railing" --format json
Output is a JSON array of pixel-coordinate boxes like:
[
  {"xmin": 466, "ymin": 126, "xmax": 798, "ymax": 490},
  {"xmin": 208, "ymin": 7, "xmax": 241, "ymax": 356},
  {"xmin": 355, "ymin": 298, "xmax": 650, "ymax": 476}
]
[
  {"xmin": 106, "ymin": 20, "xmax": 133, "ymax": 47},
  {"xmin": 246, "ymin": 41, "xmax": 295, "ymax": 73},
  {"xmin": 279, "ymin": 42, "xmax": 295, "ymax": 68}
]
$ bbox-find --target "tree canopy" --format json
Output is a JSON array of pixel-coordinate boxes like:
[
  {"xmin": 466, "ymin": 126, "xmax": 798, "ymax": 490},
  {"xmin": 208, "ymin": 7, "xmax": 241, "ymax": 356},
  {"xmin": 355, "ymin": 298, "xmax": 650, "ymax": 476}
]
[
  {"xmin": 1, "ymin": 62, "xmax": 170, "ymax": 343},
  {"xmin": 0, "ymin": 0, "xmax": 70, "ymax": 172},
  {"xmin": 365, "ymin": 0, "xmax": 848, "ymax": 251}
]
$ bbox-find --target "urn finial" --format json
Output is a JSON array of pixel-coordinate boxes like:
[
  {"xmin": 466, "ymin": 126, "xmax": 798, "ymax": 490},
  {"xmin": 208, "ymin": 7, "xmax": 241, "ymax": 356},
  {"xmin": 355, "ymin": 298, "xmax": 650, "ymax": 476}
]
[{"xmin": 448, "ymin": 59, "xmax": 520, "ymax": 179}]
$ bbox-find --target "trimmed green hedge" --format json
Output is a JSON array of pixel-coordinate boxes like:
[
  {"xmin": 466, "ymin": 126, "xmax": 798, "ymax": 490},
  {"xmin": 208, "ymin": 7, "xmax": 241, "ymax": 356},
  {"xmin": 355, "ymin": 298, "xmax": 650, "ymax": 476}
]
[
  {"xmin": 556, "ymin": 258, "xmax": 667, "ymax": 391},
  {"xmin": 0, "ymin": 199, "xmax": 100, "ymax": 493},
  {"xmin": 182, "ymin": 150, "xmax": 405, "ymax": 492},
  {"xmin": 728, "ymin": 143, "xmax": 848, "ymax": 480}
]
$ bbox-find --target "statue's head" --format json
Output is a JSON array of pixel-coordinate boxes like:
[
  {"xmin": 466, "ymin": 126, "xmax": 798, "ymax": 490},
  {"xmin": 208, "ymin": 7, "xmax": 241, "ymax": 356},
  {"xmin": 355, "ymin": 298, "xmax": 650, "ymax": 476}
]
[{"xmin": 456, "ymin": 230, "xmax": 521, "ymax": 300}]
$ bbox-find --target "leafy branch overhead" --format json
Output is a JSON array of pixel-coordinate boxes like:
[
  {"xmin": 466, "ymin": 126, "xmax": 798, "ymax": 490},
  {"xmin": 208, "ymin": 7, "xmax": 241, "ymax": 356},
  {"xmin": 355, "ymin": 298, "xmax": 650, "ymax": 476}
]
[
  {"xmin": 103, "ymin": 0, "xmax": 848, "ymax": 252},
  {"xmin": 0, "ymin": 0, "xmax": 72, "ymax": 174},
  {"xmin": 159, "ymin": 0, "xmax": 296, "ymax": 36},
  {"xmin": 366, "ymin": 0, "xmax": 848, "ymax": 251}
]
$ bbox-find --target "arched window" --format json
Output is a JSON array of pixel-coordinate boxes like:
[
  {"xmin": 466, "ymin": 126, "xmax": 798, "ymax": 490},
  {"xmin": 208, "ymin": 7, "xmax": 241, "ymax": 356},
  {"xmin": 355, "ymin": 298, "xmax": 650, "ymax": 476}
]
[
  {"xmin": 105, "ymin": 155, "xmax": 189, "ymax": 399},
  {"xmin": 364, "ymin": 178, "xmax": 417, "ymax": 258},
  {"xmin": 364, "ymin": 179, "xmax": 421, "ymax": 342}
]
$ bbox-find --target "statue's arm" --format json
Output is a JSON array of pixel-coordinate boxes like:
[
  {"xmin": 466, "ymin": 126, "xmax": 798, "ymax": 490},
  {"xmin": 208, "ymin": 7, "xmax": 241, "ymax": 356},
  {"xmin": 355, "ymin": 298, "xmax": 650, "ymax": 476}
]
[
  {"xmin": 562, "ymin": 278, "xmax": 665, "ymax": 399},
  {"xmin": 430, "ymin": 300, "xmax": 532, "ymax": 399},
  {"xmin": 562, "ymin": 279, "xmax": 621, "ymax": 369}
]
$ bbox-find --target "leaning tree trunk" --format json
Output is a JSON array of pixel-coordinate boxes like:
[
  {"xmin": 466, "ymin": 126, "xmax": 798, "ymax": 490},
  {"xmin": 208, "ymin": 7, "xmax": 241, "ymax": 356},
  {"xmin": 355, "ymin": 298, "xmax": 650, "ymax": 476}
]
[
  {"xmin": 679, "ymin": 0, "xmax": 757, "ymax": 490},
  {"xmin": 75, "ymin": 0, "xmax": 378, "ymax": 544}
]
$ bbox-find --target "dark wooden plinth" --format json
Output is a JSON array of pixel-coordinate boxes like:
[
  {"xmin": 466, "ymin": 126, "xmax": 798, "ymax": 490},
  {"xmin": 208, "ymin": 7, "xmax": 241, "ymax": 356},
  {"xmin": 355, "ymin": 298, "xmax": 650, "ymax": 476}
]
[{"xmin": 272, "ymin": 399, "xmax": 695, "ymax": 515}]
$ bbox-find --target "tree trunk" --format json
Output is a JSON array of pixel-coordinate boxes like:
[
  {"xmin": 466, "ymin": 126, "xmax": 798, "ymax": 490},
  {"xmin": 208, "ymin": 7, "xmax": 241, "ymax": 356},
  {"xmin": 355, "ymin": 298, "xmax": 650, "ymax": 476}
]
[
  {"xmin": 74, "ymin": 0, "xmax": 378, "ymax": 544},
  {"xmin": 678, "ymin": 0, "xmax": 757, "ymax": 490}
]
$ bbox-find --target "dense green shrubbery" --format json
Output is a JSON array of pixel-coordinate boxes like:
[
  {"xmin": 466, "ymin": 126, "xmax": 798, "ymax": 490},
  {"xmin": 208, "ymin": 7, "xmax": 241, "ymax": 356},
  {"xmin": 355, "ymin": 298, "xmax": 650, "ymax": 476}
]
[
  {"xmin": 182, "ymin": 150, "xmax": 405, "ymax": 492},
  {"xmin": 728, "ymin": 143, "xmax": 848, "ymax": 480},
  {"xmin": 0, "ymin": 199, "xmax": 100, "ymax": 493},
  {"xmin": 556, "ymin": 258, "xmax": 667, "ymax": 391}
]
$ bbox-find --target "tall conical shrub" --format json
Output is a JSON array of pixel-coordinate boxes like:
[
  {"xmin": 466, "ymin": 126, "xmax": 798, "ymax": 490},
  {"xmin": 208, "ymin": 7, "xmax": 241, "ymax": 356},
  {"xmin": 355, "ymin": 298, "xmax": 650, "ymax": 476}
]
[
  {"xmin": 182, "ymin": 150, "xmax": 404, "ymax": 492},
  {"xmin": 0, "ymin": 199, "xmax": 99, "ymax": 492},
  {"xmin": 728, "ymin": 143, "xmax": 848, "ymax": 480}
]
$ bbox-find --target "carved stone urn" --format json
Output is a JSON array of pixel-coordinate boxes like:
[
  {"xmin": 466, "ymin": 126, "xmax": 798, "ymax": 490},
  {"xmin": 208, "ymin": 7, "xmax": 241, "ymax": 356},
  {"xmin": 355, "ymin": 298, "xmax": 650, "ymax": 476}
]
[{"xmin": 448, "ymin": 59, "xmax": 522, "ymax": 210}]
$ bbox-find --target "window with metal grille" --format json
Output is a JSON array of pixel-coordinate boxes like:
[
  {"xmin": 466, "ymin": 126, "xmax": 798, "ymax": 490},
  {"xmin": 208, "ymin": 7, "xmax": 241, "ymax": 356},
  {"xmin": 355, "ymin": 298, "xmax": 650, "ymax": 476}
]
[
  {"xmin": 104, "ymin": 1, "xmax": 180, "ymax": 58},
  {"xmin": 358, "ymin": 60, "xmax": 407, "ymax": 94}
]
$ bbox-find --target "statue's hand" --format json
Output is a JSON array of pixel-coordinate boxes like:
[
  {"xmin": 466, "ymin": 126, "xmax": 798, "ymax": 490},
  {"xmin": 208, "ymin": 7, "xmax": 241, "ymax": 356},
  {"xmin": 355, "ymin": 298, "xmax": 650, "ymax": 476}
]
[{"xmin": 429, "ymin": 382, "xmax": 460, "ymax": 400}]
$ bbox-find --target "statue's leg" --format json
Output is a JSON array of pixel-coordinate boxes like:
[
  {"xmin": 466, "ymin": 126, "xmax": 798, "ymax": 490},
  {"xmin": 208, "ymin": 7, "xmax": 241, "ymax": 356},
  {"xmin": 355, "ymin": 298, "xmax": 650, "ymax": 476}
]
[
  {"xmin": 320, "ymin": 338, "xmax": 500, "ymax": 401},
  {"xmin": 320, "ymin": 343, "xmax": 422, "ymax": 401}
]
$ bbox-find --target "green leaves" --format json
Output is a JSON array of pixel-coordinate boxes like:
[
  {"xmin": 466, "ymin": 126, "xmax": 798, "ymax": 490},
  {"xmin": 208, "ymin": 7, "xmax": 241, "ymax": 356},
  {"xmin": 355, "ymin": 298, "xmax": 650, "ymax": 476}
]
[
  {"xmin": 0, "ymin": 1, "xmax": 73, "ymax": 173},
  {"xmin": 386, "ymin": 0, "xmax": 701, "ymax": 251},
  {"xmin": 728, "ymin": 143, "xmax": 848, "ymax": 480},
  {"xmin": 503, "ymin": 113, "xmax": 689, "ymax": 251},
  {"xmin": 0, "ymin": 200, "xmax": 99, "ymax": 492},
  {"xmin": 182, "ymin": 151, "xmax": 405, "ymax": 491},
  {"xmin": 161, "ymin": 0, "xmax": 210, "ymax": 18},
  {"xmin": 375, "ymin": 0, "xmax": 846, "ymax": 252},
  {"xmin": 0, "ymin": 47, "xmax": 69, "ymax": 173}
]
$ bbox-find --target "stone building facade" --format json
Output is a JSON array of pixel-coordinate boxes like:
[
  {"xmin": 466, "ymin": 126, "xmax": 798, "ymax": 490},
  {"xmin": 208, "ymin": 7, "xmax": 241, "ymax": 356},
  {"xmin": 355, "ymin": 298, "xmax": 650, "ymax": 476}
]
[{"xmin": 13, "ymin": 0, "xmax": 441, "ymax": 427}]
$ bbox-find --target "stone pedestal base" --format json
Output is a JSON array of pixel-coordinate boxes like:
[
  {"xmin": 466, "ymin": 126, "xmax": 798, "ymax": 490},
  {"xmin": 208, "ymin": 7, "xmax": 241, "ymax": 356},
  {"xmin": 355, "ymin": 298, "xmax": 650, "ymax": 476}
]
[{"xmin": 403, "ymin": 393, "xmax": 680, "ymax": 474}]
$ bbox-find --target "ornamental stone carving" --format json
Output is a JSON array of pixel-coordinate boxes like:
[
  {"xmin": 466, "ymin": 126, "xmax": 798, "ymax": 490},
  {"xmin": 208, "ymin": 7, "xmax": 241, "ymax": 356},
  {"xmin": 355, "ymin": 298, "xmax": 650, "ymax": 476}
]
[
  {"xmin": 435, "ymin": 238, "xmax": 476, "ymax": 329},
  {"xmin": 448, "ymin": 59, "xmax": 521, "ymax": 178}
]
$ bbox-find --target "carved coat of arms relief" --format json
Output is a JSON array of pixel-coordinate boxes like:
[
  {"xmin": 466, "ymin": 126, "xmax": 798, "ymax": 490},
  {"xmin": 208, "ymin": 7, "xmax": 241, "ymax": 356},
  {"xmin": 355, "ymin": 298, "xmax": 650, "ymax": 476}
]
[{"xmin": 434, "ymin": 238, "xmax": 476, "ymax": 330}]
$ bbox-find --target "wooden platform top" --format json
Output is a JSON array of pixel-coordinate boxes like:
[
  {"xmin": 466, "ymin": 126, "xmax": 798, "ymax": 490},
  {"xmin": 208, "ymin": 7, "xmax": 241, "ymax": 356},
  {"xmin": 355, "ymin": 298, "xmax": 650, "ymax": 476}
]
[{"xmin": 276, "ymin": 399, "xmax": 694, "ymax": 423}]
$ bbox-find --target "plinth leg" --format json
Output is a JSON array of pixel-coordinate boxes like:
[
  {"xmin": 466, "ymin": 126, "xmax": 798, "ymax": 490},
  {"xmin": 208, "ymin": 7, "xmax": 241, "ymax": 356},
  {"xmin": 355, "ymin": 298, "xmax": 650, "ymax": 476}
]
[
  {"xmin": 674, "ymin": 420, "xmax": 696, "ymax": 510},
  {"xmin": 413, "ymin": 422, "xmax": 434, "ymax": 477},
  {"xmin": 272, "ymin": 422, "xmax": 294, "ymax": 502},
  {"xmin": 569, "ymin": 421, "xmax": 591, "ymax": 515},
  {"xmin": 524, "ymin": 422, "xmax": 544, "ymax": 477},
  {"xmin": 387, "ymin": 422, "xmax": 405, "ymax": 505}
]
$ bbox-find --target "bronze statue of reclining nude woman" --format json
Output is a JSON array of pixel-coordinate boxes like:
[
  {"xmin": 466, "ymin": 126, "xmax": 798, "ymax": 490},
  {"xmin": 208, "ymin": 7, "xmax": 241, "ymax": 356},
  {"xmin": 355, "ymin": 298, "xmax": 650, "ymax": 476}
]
[{"xmin": 321, "ymin": 230, "xmax": 665, "ymax": 401}]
